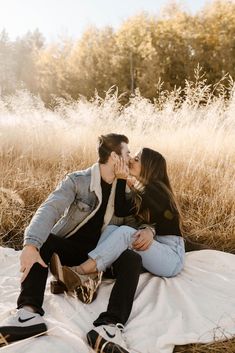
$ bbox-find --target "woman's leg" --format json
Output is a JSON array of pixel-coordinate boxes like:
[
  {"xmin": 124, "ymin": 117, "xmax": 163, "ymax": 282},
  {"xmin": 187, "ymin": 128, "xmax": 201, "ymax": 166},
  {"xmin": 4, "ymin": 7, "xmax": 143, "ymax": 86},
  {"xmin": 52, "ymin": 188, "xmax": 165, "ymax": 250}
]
[
  {"xmin": 71, "ymin": 225, "xmax": 121, "ymax": 274},
  {"xmin": 73, "ymin": 225, "xmax": 134, "ymax": 274},
  {"xmin": 87, "ymin": 225, "xmax": 137, "ymax": 272},
  {"xmin": 137, "ymin": 235, "xmax": 185, "ymax": 277},
  {"xmin": 76, "ymin": 226, "xmax": 185, "ymax": 278},
  {"xmin": 87, "ymin": 233, "xmax": 185, "ymax": 277},
  {"xmin": 97, "ymin": 225, "xmax": 120, "ymax": 245}
]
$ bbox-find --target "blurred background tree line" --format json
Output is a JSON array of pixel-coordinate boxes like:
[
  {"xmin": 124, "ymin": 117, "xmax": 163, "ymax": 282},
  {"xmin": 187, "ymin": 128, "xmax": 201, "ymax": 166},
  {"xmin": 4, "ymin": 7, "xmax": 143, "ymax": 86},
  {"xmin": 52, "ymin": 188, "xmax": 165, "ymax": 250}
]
[{"xmin": 0, "ymin": 0, "xmax": 234, "ymax": 104}]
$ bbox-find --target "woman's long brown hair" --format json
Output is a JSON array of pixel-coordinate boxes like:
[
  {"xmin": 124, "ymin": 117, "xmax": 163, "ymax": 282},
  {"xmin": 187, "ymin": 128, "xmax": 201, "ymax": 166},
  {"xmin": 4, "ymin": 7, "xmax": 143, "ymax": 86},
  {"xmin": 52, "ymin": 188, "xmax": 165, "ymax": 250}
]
[{"xmin": 132, "ymin": 148, "xmax": 182, "ymax": 226}]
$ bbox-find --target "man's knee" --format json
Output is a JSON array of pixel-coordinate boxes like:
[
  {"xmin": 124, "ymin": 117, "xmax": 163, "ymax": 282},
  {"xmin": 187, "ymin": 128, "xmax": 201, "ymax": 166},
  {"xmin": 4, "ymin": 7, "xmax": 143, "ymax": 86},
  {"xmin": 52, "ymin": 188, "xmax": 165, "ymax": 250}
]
[
  {"xmin": 40, "ymin": 234, "xmax": 54, "ymax": 248},
  {"xmin": 39, "ymin": 234, "xmax": 58, "ymax": 263},
  {"xmin": 116, "ymin": 249, "xmax": 142, "ymax": 269}
]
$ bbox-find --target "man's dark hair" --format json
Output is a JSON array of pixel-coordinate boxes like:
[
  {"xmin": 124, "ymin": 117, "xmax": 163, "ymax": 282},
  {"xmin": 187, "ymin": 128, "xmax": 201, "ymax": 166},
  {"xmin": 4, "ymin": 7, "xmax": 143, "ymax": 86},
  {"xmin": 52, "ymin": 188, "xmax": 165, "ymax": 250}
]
[{"xmin": 98, "ymin": 133, "xmax": 129, "ymax": 164}]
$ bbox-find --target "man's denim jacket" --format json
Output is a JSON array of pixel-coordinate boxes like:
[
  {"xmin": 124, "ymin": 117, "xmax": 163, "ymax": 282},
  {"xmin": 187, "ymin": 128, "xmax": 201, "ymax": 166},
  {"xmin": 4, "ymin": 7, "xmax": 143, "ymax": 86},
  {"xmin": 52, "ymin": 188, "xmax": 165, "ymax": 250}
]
[{"xmin": 24, "ymin": 163, "xmax": 124, "ymax": 249}]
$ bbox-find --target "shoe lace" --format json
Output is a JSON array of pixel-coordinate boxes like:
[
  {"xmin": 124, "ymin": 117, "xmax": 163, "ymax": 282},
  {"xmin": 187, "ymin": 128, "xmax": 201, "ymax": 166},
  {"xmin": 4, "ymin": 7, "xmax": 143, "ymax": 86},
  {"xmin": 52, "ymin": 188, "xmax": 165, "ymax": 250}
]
[
  {"xmin": 116, "ymin": 323, "xmax": 124, "ymax": 332},
  {"xmin": 115, "ymin": 323, "xmax": 127, "ymax": 344}
]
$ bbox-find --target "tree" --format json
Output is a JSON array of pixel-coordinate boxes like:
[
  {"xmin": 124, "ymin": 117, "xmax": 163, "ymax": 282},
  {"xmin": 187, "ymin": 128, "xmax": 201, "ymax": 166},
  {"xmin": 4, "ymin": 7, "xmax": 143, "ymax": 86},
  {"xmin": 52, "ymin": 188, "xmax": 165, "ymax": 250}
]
[
  {"xmin": 0, "ymin": 30, "xmax": 16, "ymax": 94},
  {"xmin": 13, "ymin": 29, "xmax": 45, "ymax": 93},
  {"xmin": 66, "ymin": 26, "xmax": 117, "ymax": 99}
]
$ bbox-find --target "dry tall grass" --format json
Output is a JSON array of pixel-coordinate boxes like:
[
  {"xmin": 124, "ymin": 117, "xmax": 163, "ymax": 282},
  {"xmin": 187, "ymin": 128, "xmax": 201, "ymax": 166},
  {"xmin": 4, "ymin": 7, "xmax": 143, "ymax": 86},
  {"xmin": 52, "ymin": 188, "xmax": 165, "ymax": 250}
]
[{"xmin": 0, "ymin": 76, "xmax": 235, "ymax": 352}]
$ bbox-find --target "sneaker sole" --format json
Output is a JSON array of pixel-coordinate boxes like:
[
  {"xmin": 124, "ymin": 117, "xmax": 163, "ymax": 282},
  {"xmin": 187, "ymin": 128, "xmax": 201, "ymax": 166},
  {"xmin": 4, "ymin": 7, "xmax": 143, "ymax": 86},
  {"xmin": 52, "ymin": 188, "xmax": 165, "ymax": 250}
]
[
  {"xmin": 0, "ymin": 323, "xmax": 47, "ymax": 343},
  {"xmin": 87, "ymin": 329, "xmax": 129, "ymax": 353}
]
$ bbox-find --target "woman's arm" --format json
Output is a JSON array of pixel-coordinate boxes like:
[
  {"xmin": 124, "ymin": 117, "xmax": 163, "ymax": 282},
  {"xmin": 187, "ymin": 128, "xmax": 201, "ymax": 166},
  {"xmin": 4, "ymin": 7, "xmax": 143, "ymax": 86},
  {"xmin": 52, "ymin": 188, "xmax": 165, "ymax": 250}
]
[{"xmin": 114, "ymin": 179, "xmax": 136, "ymax": 217}]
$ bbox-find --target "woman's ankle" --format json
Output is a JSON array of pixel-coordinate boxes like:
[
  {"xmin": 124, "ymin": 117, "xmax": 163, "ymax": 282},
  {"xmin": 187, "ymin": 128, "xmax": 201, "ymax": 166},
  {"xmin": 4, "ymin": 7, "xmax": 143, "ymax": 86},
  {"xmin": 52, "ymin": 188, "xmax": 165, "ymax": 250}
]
[
  {"xmin": 70, "ymin": 264, "xmax": 86, "ymax": 274},
  {"xmin": 73, "ymin": 259, "xmax": 97, "ymax": 274}
]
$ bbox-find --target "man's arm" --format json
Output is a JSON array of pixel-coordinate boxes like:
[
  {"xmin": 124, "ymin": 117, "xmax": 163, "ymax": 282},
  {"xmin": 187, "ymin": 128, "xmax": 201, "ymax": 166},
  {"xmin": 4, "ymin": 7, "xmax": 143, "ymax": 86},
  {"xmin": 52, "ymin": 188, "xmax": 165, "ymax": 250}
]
[
  {"xmin": 20, "ymin": 174, "xmax": 77, "ymax": 281},
  {"xmin": 24, "ymin": 174, "xmax": 77, "ymax": 249}
]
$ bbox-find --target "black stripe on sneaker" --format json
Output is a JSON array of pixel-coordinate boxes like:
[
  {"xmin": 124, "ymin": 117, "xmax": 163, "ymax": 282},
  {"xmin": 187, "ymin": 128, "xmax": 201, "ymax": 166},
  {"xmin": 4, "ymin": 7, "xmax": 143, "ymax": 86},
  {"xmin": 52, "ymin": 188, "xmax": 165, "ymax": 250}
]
[{"xmin": 0, "ymin": 323, "xmax": 47, "ymax": 342}]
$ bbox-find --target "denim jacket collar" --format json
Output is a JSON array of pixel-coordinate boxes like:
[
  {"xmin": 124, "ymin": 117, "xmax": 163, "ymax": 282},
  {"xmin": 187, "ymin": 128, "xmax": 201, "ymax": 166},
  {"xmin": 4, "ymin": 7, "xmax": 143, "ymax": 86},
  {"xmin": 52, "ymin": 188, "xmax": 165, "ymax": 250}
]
[{"xmin": 90, "ymin": 162, "xmax": 100, "ymax": 191}]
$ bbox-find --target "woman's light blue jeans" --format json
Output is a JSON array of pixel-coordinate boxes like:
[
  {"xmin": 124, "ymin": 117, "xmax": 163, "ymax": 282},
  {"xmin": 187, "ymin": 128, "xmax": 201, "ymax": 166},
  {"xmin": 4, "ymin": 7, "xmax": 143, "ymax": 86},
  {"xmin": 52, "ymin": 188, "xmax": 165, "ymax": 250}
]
[{"xmin": 89, "ymin": 225, "xmax": 185, "ymax": 278}]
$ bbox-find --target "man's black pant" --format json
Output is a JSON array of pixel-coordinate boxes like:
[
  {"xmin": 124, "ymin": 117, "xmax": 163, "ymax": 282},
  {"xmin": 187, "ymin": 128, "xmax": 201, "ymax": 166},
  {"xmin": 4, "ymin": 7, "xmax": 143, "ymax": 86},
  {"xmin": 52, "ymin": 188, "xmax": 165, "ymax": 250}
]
[{"xmin": 17, "ymin": 234, "xmax": 142, "ymax": 325}]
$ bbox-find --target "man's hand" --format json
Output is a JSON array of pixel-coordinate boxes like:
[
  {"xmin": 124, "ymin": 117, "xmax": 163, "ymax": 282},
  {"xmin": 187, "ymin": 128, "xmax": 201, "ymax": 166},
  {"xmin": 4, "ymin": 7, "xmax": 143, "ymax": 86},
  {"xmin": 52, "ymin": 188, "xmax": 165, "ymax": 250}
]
[
  {"xmin": 132, "ymin": 228, "xmax": 154, "ymax": 251},
  {"xmin": 114, "ymin": 157, "xmax": 129, "ymax": 179},
  {"xmin": 20, "ymin": 244, "xmax": 47, "ymax": 283}
]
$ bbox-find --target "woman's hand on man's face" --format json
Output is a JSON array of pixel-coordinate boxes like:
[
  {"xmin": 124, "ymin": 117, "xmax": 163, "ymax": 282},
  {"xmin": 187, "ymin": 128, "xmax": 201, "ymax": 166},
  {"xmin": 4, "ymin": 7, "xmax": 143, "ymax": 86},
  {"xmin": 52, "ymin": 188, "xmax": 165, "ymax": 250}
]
[
  {"xmin": 132, "ymin": 228, "xmax": 154, "ymax": 251},
  {"xmin": 114, "ymin": 157, "xmax": 129, "ymax": 179}
]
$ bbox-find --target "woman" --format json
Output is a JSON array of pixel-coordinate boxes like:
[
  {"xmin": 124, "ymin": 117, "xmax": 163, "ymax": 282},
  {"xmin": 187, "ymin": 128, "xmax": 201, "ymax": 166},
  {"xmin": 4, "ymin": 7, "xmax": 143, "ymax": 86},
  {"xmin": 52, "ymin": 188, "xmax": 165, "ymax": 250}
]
[{"xmin": 69, "ymin": 147, "xmax": 185, "ymax": 278}]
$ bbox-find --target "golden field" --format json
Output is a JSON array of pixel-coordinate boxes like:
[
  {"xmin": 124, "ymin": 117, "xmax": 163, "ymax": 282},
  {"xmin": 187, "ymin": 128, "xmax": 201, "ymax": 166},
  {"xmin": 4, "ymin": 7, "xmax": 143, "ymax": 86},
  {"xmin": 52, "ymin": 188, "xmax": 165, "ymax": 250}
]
[{"xmin": 0, "ymin": 78, "xmax": 234, "ymax": 352}]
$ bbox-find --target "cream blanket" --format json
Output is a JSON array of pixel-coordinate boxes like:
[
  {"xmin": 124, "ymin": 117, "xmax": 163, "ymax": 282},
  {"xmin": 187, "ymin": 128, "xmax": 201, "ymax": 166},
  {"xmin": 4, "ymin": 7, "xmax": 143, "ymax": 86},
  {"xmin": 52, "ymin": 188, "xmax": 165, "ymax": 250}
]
[{"xmin": 0, "ymin": 247, "xmax": 235, "ymax": 353}]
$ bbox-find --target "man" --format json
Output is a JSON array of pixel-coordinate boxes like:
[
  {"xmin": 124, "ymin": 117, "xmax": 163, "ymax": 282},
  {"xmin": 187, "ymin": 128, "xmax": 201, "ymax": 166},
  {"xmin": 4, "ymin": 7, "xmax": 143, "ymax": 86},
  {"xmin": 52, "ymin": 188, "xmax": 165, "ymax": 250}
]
[{"xmin": 0, "ymin": 133, "xmax": 142, "ymax": 353}]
